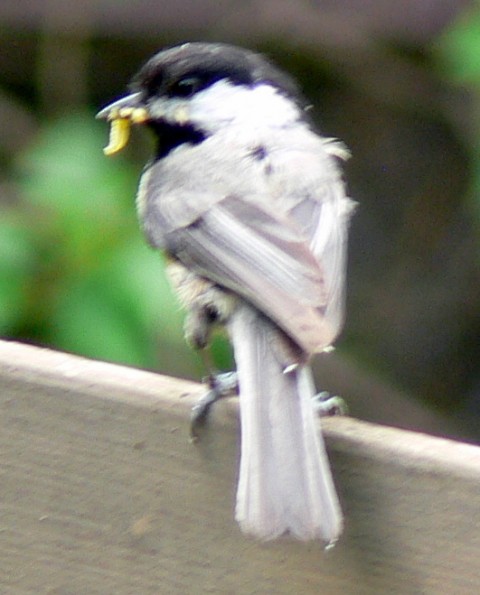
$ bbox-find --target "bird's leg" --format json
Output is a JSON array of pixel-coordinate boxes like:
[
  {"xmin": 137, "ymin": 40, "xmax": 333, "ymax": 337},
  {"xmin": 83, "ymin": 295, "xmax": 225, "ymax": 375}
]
[
  {"xmin": 312, "ymin": 391, "xmax": 348, "ymax": 417},
  {"xmin": 183, "ymin": 298, "xmax": 239, "ymax": 440},
  {"xmin": 190, "ymin": 370, "xmax": 239, "ymax": 440}
]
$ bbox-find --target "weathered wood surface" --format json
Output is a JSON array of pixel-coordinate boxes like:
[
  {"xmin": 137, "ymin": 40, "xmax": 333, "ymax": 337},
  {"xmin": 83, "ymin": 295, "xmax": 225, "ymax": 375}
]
[{"xmin": 1, "ymin": 339, "xmax": 479, "ymax": 594}]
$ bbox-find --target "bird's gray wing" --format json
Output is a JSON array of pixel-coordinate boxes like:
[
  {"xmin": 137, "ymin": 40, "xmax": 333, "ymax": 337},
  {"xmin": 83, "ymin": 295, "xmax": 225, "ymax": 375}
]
[
  {"xmin": 284, "ymin": 174, "xmax": 354, "ymax": 344},
  {"xmin": 139, "ymin": 133, "xmax": 353, "ymax": 353},
  {"xmin": 157, "ymin": 193, "xmax": 337, "ymax": 354}
]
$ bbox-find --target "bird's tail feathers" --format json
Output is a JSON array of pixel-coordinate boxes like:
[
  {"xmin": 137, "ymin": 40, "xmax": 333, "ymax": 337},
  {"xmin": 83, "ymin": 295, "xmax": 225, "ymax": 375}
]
[{"xmin": 228, "ymin": 304, "xmax": 343, "ymax": 543}]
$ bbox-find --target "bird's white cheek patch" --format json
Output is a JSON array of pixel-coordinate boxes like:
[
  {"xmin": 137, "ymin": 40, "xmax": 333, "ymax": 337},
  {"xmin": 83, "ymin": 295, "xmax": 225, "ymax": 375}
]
[{"xmin": 189, "ymin": 80, "xmax": 301, "ymax": 131}]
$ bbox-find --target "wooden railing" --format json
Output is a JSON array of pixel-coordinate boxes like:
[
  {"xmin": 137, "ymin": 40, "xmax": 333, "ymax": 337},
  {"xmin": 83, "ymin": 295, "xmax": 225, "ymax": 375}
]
[{"xmin": 1, "ymin": 340, "xmax": 479, "ymax": 594}]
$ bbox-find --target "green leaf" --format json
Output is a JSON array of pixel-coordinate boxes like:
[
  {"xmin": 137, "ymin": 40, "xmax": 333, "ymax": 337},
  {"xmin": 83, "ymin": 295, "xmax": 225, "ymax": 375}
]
[
  {"xmin": 0, "ymin": 217, "xmax": 36, "ymax": 332},
  {"xmin": 16, "ymin": 112, "xmax": 139, "ymax": 270},
  {"xmin": 435, "ymin": 7, "xmax": 480, "ymax": 85}
]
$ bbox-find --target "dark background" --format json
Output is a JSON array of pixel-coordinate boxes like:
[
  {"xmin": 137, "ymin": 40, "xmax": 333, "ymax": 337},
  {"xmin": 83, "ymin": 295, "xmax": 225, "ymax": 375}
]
[{"xmin": 0, "ymin": 1, "xmax": 479, "ymax": 441}]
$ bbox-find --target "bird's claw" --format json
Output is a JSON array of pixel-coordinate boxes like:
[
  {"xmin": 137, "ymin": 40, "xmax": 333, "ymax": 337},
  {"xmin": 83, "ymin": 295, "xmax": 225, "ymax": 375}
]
[
  {"xmin": 312, "ymin": 391, "xmax": 348, "ymax": 417},
  {"xmin": 190, "ymin": 371, "xmax": 239, "ymax": 440}
]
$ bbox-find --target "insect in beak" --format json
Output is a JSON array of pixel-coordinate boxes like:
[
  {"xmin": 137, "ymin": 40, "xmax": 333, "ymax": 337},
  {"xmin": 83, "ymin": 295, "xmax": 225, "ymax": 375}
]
[{"xmin": 96, "ymin": 93, "xmax": 149, "ymax": 155}]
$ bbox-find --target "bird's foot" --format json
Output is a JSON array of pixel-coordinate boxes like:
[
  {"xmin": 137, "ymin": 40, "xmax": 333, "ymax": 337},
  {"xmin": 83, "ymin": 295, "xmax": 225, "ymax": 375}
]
[
  {"xmin": 190, "ymin": 371, "xmax": 239, "ymax": 440},
  {"xmin": 312, "ymin": 391, "xmax": 348, "ymax": 417}
]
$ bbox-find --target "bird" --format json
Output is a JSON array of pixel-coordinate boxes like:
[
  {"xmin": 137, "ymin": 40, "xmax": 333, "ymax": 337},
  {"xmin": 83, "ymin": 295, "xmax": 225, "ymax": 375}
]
[{"xmin": 97, "ymin": 41, "xmax": 355, "ymax": 545}]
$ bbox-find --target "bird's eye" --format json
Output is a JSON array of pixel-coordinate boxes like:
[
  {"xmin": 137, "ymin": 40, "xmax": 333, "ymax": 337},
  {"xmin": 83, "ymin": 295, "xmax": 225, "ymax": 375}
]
[{"xmin": 170, "ymin": 76, "xmax": 201, "ymax": 98}]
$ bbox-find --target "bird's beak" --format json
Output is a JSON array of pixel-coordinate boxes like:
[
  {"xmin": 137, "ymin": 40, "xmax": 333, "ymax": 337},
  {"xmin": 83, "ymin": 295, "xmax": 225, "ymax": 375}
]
[{"xmin": 96, "ymin": 92, "xmax": 149, "ymax": 156}]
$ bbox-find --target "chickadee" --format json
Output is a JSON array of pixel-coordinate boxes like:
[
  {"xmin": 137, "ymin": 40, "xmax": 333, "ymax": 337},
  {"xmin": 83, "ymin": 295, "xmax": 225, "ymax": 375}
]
[{"xmin": 98, "ymin": 42, "xmax": 354, "ymax": 544}]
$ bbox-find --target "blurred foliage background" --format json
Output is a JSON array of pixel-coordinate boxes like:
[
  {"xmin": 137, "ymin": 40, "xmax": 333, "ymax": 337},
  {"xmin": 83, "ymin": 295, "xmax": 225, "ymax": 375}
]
[{"xmin": 0, "ymin": 0, "xmax": 479, "ymax": 441}]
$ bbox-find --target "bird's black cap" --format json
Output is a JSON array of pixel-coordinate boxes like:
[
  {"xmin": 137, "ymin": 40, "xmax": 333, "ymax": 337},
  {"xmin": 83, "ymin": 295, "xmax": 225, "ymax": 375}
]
[{"xmin": 130, "ymin": 42, "xmax": 304, "ymax": 105}]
